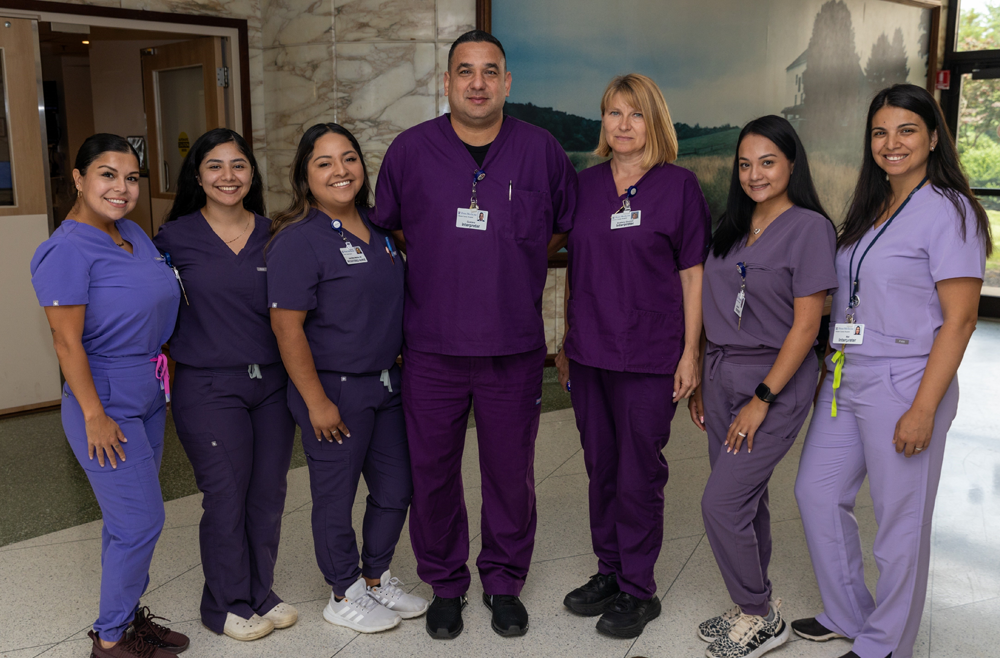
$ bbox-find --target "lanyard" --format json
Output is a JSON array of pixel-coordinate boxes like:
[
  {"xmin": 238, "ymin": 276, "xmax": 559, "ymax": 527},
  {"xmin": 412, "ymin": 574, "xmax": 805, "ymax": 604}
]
[
  {"xmin": 471, "ymin": 169, "xmax": 486, "ymax": 210},
  {"xmin": 163, "ymin": 252, "xmax": 190, "ymax": 306},
  {"xmin": 614, "ymin": 185, "xmax": 638, "ymax": 215},
  {"xmin": 845, "ymin": 176, "xmax": 927, "ymax": 320},
  {"xmin": 332, "ymin": 219, "xmax": 395, "ymax": 263}
]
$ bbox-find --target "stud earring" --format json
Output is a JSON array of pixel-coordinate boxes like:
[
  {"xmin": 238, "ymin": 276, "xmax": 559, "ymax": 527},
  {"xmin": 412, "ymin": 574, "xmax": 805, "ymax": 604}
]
[{"xmin": 77, "ymin": 188, "xmax": 82, "ymax": 197}]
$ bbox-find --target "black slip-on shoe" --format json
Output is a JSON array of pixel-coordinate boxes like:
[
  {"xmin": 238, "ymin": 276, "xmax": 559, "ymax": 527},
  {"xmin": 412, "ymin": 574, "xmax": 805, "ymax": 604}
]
[
  {"xmin": 563, "ymin": 572, "xmax": 620, "ymax": 616},
  {"xmin": 596, "ymin": 591, "xmax": 661, "ymax": 639},
  {"xmin": 482, "ymin": 593, "xmax": 529, "ymax": 637},
  {"xmin": 425, "ymin": 594, "xmax": 467, "ymax": 640},
  {"xmin": 791, "ymin": 616, "xmax": 846, "ymax": 642}
]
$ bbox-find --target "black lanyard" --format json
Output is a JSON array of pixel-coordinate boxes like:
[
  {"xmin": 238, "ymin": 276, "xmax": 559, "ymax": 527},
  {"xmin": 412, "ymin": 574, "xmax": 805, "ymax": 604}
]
[{"xmin": 846, "ymin": 176, "xmax": 928, "ymax": 311}]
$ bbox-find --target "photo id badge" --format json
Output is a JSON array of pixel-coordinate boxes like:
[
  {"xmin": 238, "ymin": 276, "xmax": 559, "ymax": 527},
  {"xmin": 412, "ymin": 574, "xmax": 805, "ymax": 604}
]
[
  {"xmin": 611, "ymin": 210, "xmax": 641, "ymax": 230},
  {"xmin": 457, "ymin": 208, "xmax": 488, "ymax": 231},
  {"xmin": 833, "ymin": 323, "xmax": 865, "ymax": 345},
  {"xmin": 734, "ymin": 290, "xmax": 745, "ymax": 318},
  {"xmin": 340, "ymin": 242, "xmax": 368, "ymax": 265}
]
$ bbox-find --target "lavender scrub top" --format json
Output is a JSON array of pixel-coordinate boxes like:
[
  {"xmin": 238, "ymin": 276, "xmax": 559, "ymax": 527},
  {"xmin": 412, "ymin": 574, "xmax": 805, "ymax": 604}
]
[
  {"xmin": 564, "ymin": 162, "xmax": 711, "ymax": 374},
  {"xmin": 372, "ymin": 114, "xmax": 578, "ymax": 357},
  {"xmin": 266, "ymin": 206, "xmax": 404, "ymax": 374},
  {"xmin": 829, "ymin": 185, "xmax": 986, "ymax": 357},
  {"xmin": 30, "ymin": 219, "xmax": 180, "ymax": 357},
  {"xmin": 152, "ymin": 211, "xmax": 279, "ymax": 368},
  {"xmin": 703, "ymin": 206, "xmax": 838, "ymax": 350}
]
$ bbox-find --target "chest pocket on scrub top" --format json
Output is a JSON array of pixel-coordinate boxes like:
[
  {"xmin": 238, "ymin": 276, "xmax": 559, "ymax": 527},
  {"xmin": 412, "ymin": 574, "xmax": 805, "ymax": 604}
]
[{"xmin": 507, "ymin": 189, "xmax": 551, "ymax": 243}]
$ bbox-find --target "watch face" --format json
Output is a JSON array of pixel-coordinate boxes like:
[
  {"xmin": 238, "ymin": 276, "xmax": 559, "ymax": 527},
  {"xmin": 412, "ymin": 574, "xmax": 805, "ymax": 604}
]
[{"xmin": 755, "ymin": 383, "xmax": 774, "ymax": 402}]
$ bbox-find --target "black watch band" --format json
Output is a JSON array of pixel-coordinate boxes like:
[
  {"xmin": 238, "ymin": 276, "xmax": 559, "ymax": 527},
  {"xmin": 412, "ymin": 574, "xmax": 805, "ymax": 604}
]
[{"xmin": 755, "ymin": 383, "xmax": 777, "ymax": 403}]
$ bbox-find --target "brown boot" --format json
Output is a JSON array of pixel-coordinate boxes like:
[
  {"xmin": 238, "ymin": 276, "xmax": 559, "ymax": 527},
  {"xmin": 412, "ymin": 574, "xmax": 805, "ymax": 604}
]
[
  {"xmin": 133, "ymin": 606, "xmax": 189, "ymax": 654},
  {"xmin": 88, "ymin": 625, "xmax": 173, "ymax": 658}
]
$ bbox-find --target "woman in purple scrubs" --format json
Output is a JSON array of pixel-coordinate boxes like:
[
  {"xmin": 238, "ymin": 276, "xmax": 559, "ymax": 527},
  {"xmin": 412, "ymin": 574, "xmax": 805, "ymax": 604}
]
[
  {"xmin": 153, "ymin": 128, "xmax": 296, "ymax": 641},
  {"xmin": 30, "ymin": 134, "xmax": 188, "ymax": 658},
  {"xmin": 690, "ymin": 116, "xmax": 837, "ymax": 658},
  {"xmin": 793, "ymin": 85, "xmax": 990, "ymax": 658},
  {"xmin": 268, "ymin": 123, "xmax": 427, "ymax": 634},
  {"xmin": 555, "ymin": 74, "xmax": 710, "ymax": 639}
]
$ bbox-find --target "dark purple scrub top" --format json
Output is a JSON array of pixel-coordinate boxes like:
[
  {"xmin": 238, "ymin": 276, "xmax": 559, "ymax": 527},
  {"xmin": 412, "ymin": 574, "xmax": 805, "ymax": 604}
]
[
  {"xmin": 564, "ymin": 162, "xmax": 710, "ymax": 375},
  {"xmin": 372, "ymin": 114, "xmax": 578, "ymax": 357},
  {"xmin": 30, "ymin": 219, "xmax": 180, "ymax": 356},
  {"xmin": 703, "ymin": 205, "xmax": 838, "ymax": 350},
  {"xmin": 266, "ymin": 206, "xmax": 404, "ymax": 374},
  {"xmin": 153, "ymin": 211, "xmax": 279, "ymax": 367}
]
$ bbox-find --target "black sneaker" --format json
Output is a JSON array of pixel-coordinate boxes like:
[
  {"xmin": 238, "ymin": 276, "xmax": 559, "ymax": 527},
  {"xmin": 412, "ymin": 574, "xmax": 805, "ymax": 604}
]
[
  {"xmin": 425, "ymin": 594, "xmax": 467, "ymax": 640},
  {"xmin": 791, "ymin": 616, "xmax": 846, "ymax": 642},
  {"xmin": 482, "ymin": 593, "xmax": 529, "ymax": 637},
  {"xmin": 563, "ymin": 572, "xmax": 620, "ymax": 616},
  {"xmin": 595, "ymin": 591, "xmax": 661, "ymax": 639}
]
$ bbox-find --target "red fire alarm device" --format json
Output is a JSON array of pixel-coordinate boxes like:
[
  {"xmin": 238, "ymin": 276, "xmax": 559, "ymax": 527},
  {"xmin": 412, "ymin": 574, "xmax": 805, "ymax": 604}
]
[{"xmin": 936, "ymin": 70, "xmax": 951, "ymax": 90}]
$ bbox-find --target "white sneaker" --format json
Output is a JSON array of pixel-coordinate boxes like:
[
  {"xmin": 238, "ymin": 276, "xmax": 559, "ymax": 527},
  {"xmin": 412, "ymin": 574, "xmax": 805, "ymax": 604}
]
[
  {"xmin": 261, "ymin": 601, "xmax": 298, "ymax": 629},
  {"xmin": 323, "ymin": 578, "xmax": 401, "ymax": 633},
  {"xmin": 367, "ymin": 569, "xmax": 430, "ymax": 619},
  {"xmin": 223, "ymin": 612, "xmax": 274, "ymax": 641}
]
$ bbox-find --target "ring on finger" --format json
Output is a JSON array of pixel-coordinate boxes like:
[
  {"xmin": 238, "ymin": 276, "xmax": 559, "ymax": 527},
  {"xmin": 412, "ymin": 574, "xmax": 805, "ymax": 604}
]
[{"xmin": 737, "ymin": 432, "xmax": 747, "ymax": 437}]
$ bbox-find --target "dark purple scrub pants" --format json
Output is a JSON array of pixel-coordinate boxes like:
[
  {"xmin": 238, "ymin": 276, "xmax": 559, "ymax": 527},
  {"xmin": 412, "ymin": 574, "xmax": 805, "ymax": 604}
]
[
  {"xmin": 286, "ymin": 365, "xmax": 412, "ymax": 597},
  {"xmin": 402, "ymin": 346, "xmax": 545, "ymax": 598},
  {"xmin": 171, "ymin": 362, "xmax": 295, "ymax": 633},
  {"xmin": 699, "ymin": 345, "xmax": 817, "ymax": 616},
  {"xmin": 568, "ymin": 360, "xmax": 677, "ymax": 600}
]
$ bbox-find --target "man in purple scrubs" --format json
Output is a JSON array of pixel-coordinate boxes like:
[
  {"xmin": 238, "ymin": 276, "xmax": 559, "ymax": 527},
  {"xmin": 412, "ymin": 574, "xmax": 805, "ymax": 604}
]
[{"xmin": 372, "ymin": 30, "xmax": 577, "ymax": 639}]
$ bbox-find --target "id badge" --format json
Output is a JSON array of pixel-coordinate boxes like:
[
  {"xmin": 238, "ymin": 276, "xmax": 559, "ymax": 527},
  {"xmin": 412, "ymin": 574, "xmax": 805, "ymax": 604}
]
[
  {"xmin": 833, "ymin": 323, "xmax": 865, "ymax": 345},
  {"xmin": 734, "ymin": 290, "xmax": 745, "ymax": 318},
  {"xmin": 457, "ymin": 208, "xmax": 488, "ymax": 230},
  {"xmin": 340, "ymin": 242, "xmax": 368, "ymax": 265},
  {"xmin": 611, "ymin": 210, "xmax": 641, "ymax": 230}
]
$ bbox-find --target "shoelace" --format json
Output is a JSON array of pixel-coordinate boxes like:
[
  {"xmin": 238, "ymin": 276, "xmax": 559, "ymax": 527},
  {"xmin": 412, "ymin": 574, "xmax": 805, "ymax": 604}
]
[
  {"xmin": 348, "ymin": 592, "xmax": 382, "ymax": 614},
  {"xmin": 728, "ymin": 613, "xmax": 768, "ymax": 646},
  {"xmin": 583, "ymin": 573, "xmax": 615, "ymax": 592},
  {"xmin": 371, "ymin": 575, "xmax": 406, "ymax": 600},
  {"xmin": 117, "ymin": 629, "xmax": 161, "ymax": 658},
  {"xmin": 135, "ymin": 606, "xmax": 172, "ymax": 636},
  {"xmin": 717, "ymin": 604, "xmax": 741, "ymax": 624}
]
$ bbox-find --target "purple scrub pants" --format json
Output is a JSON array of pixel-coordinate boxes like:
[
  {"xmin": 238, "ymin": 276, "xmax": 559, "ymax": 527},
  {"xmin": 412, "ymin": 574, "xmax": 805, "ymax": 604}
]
[
  {"xmin": 795, "ymin": 354, "xmax": 957, "ymax": 658},
  {"xmin": 568, "ymin": 359, "xmax": 677, "ymax": 600},
  {"xmin": 287, "ymin": 365, "xmax": 411, "ymax": 597},
  {"xmin": 700, "ymin": 345, "xmax": 818, "ymax": 616},
  {"xmin": 171, "ymin": 362, "xmax": 295, "ymax": 633},
  {"xmin": 402, "ymin": 346, "xmax": 545, "ymax": 598},
  {"xmin": 61, "ymin": 355, "xmax": 167, "ymax": 643}
]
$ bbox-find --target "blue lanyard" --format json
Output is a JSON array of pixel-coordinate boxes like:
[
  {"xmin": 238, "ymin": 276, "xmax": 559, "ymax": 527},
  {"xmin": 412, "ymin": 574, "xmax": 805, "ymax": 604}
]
[
  {"xmin": 615, "ymin": 185, "xmax": 638, "ymax": 214},
  {"xmin": 470, "ymin": 169, "xmax": 486, "ymax": 210},
  {"xmin": 846, "ymin": 176, "xmax": 928, "ymax": 311}
]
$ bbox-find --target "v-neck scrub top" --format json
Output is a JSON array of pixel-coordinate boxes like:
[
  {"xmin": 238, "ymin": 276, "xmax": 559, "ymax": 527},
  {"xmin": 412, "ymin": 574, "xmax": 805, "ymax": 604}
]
[
  {"xmin": 153, "ymin": 212, "xmax": 279, "ymax": 367},
  {"xmin": 829, "ymin": 186, "xmax": 986, "ymax": 357},
  {"xmin": 564, "ymin": 162, "xmax": 711, "ymax": 374},
  {"xmin": 703, "ymin": 206, "xmax": 838, "ymax": 350},
  {"xmin": 266, "ymin": 207, "xmax": 404, "ymax": 374},
  {"xmin": 31, "ymin": 219, "xmax": 180, "ymax": 356},
  {"xmin": 372, "ymin": 114, "xmax": 578, "ymax": 356}
]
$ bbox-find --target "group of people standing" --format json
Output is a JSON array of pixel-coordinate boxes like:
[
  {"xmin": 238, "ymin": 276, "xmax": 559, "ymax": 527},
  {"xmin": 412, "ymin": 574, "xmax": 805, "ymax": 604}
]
[{"xmin": 29, "ymin": 28, "xmax": 989, "ymax": 658}]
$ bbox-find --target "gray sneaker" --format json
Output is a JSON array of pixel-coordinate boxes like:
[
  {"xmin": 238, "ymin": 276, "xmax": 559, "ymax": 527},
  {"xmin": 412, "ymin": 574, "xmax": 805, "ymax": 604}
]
[
  {"xmin": 705, "ymin": 601, "xmax": 789, "ymax": 658},
  {"xmin": 367, "ymin": 569, "xmax": 429, "ymax": 619},
  {"xmin": 323, "ymin": 578, "xmax": 401, "ymax": 633}
]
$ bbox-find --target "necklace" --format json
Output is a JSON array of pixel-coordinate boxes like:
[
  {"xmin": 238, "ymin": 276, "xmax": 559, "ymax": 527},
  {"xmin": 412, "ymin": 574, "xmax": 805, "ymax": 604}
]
[{"xmin": 223, "ymin": 216, "xmax": 252, "ymax": 244}]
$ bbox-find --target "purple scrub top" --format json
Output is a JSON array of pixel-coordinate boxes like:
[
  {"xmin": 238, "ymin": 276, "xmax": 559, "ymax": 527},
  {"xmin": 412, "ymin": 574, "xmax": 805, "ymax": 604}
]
[
  {"xmin": 564, "ymin": 162, "xmax": 711, "ymax": 374},
  {"xmin": 266, "ymin": 206, "xmax": 404, "ymax": 373},
  {"xmin": 372, "ymin": 114, "xmax": 578, "ymax": 356},
  {"xmin": 30, "ymin": 219, "xmax": 180, "ymax": 356},
  {"xmin": 829, "ymin": 186, "xmax": 986, "ymax": 357},
  {"xmin": 703, "ymin": 206, "xmax": 838, "ymax": 350},
  {"xmin": 152, "ymin": 212, "xmax": 279, "ymax": 368}
]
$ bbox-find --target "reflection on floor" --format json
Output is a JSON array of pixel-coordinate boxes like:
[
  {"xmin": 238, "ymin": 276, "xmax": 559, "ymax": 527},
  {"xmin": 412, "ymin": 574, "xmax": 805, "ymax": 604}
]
[{"xmin": 0, "ymin": 321, "xmax": 997, "ymax": 657}]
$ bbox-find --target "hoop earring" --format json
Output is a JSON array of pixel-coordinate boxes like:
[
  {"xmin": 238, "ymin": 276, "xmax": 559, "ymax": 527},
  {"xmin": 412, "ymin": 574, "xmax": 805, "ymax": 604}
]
[{"xmin": 77, "ymin": 188, "xmax": 82, "ymax": 197}]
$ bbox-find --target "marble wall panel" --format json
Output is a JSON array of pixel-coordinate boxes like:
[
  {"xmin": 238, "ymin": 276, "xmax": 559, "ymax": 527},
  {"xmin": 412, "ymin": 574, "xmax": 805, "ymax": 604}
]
[
  {"xmin": 265, "ymin": 148, "xmax": 295, "ymax": 214},
  {"xmin": 38, "ymin": 0, "xmax": 122, "ymax": 7},
  {"xmin": 336, "ymin": 42, "xmax": 436, "ymax": 151},
  {"xmin": 437, "ymin": 0, "xmax": 475, "ymax": 40},
  {"xmin": 334, "ymin": 0, "xmax": 435, "ymax": 42},
  {"xmin": 435, "ymin": 42, "xmax": 450, "ymax": 116},
  {"xmin": 263, "ymin": 0, "xmax": 334, "ymax": 48},
  {"xmin": 264, "ymin": 43, "xmax": 337, "ymax": 151}
]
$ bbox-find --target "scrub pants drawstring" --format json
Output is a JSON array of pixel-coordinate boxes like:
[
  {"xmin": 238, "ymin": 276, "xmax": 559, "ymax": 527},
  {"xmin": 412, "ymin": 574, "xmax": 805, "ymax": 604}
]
[
  {"xmin": 830, "ymin": 350, "xmax": 845, "ymax": 417},
  {"xmin": 380, "ymin": 369, "xmax": 392, "ymax": 392},
  {"xmin": 151, "ymin": 354, "xmax": 171, "ymax": 402},
  {"xmin": 248, "ymin": 364, "xmax": 262, "ymax": 380}
]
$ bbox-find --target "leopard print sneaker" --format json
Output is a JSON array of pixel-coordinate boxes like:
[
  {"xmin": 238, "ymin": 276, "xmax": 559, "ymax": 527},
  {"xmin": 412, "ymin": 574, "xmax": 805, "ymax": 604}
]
[
  {"xmin": 698, "ymin": 604, "xmax": 741, "ymax": 642},
  {"xmin": 705, "ymin": 603, "xmax": 789, "ymax": 658}
]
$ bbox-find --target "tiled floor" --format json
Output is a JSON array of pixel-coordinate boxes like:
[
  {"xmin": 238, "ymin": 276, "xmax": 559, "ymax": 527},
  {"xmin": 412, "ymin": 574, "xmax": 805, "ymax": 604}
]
[{"xmin": 1, "ymin": 321, "xmax": 997, "ymax": 657}]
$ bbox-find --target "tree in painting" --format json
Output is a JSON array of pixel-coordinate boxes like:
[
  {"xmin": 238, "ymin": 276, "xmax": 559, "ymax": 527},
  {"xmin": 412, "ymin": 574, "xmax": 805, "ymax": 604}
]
[{"xmin": 865, "ymin": 28, "xmax": 910, "ymax": 91}]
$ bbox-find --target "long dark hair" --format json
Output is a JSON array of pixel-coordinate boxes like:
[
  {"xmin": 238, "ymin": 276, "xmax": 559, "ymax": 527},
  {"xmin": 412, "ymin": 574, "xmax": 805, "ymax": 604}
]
[
  {"xmin": 840, "ymin": 84, "xmax": 992, "ymax": 255},
  {"xmin": 270, "ymin": 123, "xmax": 373, "ymax": 240},
  {"xmin": 711, "ymin": 115, "xmax": 830, "ymax": 258},
  {"xmin": 164, "ymin": 128, "xmax": 264, "ymax": 223},
  {"xmin": 75, "ymin": 133, "xmax": 140, "ymax": 175}
]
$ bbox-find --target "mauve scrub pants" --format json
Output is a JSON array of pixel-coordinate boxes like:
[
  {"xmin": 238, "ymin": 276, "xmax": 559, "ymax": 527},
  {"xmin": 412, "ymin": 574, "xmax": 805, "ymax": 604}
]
[
  {"xmin": 171, "ymin": 362, "xmax": 295, "ymax": 633},
  {"xmin": 402, "ymin": 346, "xmax": 545, "ymax": 598},
  {"xmin": 287, "ymin": 365, "xmax": 412, "ymax": 597},
  {"xmin": 699, "ymin": 345, "xmax": 817, "ymax": 617},
  {"xmin": 568, "ymin": 359, "xmax": 677, "ymax": 600},
  {"xmin": 795, "ymin": 353, "xmax": 957, "ymax": 658}
]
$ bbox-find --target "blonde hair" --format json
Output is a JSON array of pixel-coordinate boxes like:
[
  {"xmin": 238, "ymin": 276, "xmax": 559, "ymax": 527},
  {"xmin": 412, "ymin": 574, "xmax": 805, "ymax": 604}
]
[{"xmin": 595, "ymin": 74, "xmax": 678, "ymax": 168}]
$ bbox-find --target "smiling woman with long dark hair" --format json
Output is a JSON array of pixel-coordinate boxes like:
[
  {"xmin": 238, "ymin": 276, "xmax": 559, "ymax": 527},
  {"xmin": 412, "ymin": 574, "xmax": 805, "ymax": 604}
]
[
  {"xmin": 153, "ymin": 128, "xmax": 297, "ymax": 642},
  {"xmin": 793, "ymin": 84, "xmax": 991, "ymax": 658}
]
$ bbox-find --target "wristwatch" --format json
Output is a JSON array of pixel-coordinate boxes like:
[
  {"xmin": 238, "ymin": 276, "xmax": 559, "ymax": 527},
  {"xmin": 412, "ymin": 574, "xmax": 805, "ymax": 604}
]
[{"xmin": 755, "ymin": 383, "xmax": 777, "ymax": 404}]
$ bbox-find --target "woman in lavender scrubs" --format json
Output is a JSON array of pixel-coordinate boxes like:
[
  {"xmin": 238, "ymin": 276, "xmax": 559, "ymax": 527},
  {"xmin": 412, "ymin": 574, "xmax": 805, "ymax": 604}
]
[
  {"xmin": 153, "ymin": 128, "xmax": 296, "ymax": 641},
  {"xmin": 792, "ymin": 85, "xmax": 990, "ymax": 658},
  {"xmin": 690, "ymin": 115, "xmax": 837, "ymax": 658}
]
